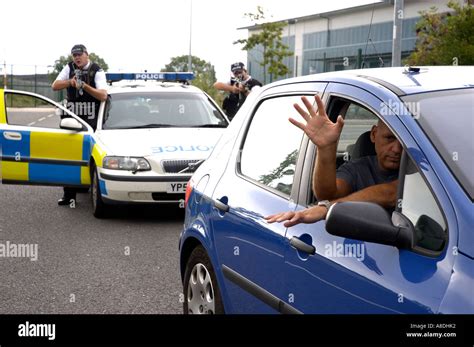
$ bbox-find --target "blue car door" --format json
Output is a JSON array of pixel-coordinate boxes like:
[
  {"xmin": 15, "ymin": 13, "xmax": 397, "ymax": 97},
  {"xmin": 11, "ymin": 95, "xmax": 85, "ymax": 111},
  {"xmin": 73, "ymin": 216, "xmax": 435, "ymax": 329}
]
[
  {"xmin": 210, "ymin": 84, "xmax": 327, "ymax": 313},
  {"xmin": 282, "ymin": 84, "xmax": 456, "ymax": 313}
]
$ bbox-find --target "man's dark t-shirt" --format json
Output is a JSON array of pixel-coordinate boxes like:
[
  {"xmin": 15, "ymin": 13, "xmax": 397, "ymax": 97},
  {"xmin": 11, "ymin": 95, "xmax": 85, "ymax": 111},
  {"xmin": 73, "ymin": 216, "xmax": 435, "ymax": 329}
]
[{"xmin": 336, "ymin": 155, "xmax": 398, "ymax": 193}]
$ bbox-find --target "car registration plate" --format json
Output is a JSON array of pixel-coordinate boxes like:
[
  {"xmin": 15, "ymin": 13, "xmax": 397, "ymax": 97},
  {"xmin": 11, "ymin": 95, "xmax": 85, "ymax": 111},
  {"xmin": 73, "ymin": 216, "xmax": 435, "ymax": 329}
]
[{"xmin": 167, "ymin": 182, "xmax": 187, "ymax": 193}]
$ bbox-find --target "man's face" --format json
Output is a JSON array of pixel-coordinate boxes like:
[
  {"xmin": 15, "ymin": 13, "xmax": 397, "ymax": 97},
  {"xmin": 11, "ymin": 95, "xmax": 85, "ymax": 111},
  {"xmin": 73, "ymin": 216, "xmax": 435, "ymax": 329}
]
[
  {"xmin": 233, "ymin": 69, "xmax": 243, "ymax": 80},
  {"xmin": 371, "ymin": 121, "xmax": 402, "ymax": 171},
  {"xmin": 73, "ymin": 52, "xmax": 88, "ymax": 68}
]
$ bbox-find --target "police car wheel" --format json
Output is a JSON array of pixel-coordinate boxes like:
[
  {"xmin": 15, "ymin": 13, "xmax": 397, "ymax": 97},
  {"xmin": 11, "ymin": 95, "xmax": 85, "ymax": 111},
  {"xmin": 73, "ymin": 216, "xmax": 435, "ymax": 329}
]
[
  {"xmin": 91, "ymin": 166, "xmax": 107, "ymax": 218},
  {"xmin": 183, "ymin": 245, "xmax": 224, "ymax": 314}
]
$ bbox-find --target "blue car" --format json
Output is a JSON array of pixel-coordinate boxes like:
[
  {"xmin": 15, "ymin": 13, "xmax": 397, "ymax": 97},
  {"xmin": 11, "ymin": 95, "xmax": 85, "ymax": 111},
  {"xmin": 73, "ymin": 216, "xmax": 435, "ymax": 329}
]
[{"xmin": 179, "ymin": 66, "xmax": 473, "ymax": 314}]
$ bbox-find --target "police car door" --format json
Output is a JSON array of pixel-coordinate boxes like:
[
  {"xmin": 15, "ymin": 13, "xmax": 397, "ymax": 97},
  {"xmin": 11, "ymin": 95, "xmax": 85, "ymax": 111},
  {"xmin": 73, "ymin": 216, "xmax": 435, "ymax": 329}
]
[{"xmin": 0, "ymin": 90, "xmax": 93, "ymax": 187}]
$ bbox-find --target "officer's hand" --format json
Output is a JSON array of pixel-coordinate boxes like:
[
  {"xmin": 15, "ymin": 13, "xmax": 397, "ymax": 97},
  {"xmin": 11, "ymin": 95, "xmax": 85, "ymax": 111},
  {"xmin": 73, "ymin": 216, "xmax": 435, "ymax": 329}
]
[
  {"xmin": 76, "ymin": 79, "xmax": 84, "ymax": 90},
  {"xmin": 237, "ymin": 84, "xmax": 246, "ymax": 93},
  {"xmin": 232, "ymin": 85, "xmax": 240, "ymax": 94},
  {"xmin": 70, "ymin": 77, "xmax": 77, "ymax": 89}
]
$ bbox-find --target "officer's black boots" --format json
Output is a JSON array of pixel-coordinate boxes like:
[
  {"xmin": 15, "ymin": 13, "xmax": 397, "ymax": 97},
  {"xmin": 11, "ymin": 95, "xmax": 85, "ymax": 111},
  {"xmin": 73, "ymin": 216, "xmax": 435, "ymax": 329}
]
[{"xmin": 58, "ymin": 195, "xmax": 76, "ymax": 206}]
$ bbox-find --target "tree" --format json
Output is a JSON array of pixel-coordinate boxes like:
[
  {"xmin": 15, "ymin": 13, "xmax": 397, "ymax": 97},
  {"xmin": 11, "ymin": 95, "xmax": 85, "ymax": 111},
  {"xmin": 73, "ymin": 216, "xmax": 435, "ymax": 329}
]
[
  {"xmin": 162, "ymin": 55, "xmax": 222, "ymax": 104},
  {"xmin": 259, "ymin": 149, "xmax": 298, "ymax": 196},
  {"xmin": 405, "ymin": 0, "xmax": 474, "ymax": 66},
  {"xmin": 50, "ymin": 53, "xmax": 109, "ymax": 82},
  {"xmin": 234, "ymin": 6, "xmax": 293, "ymax": 84}
]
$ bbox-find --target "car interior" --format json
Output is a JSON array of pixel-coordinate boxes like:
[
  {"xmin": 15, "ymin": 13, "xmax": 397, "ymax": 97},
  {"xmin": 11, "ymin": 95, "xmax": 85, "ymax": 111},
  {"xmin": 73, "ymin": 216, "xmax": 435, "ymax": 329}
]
[
  {"xmin": 326, "ymin": 97, "xmax": 379, "ymax": 169},
  {"xmin": 303, "ymin": 96, "xmax": 378, "ymax": 207},
  {"xmin": 307, "ymin": 96, "xmax": 447, "ymax": 253}
]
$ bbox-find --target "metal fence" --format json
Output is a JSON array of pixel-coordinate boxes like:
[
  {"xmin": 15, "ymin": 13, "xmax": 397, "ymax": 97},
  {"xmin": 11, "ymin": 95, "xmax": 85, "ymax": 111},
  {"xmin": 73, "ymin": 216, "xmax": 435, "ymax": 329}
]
[{"xmin": 0, "ymin": 64, "xmax": 64, "ymax": 102}]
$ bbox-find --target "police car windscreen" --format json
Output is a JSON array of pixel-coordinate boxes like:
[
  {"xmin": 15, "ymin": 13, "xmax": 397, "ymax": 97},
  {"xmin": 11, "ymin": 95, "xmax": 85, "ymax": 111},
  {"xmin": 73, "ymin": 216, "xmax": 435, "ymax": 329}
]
[{"xmin": 103, "ymin": 92, "xmax": 227, "ymax": 129}]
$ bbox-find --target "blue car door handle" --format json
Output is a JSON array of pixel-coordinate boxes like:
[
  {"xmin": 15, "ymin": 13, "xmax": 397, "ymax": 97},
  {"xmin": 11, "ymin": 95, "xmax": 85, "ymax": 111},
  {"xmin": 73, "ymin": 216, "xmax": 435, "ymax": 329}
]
[
  {"xmin": 213, "ymin": 199, "xmax": 229, "ymax": 213},
  {"xmin": 290, "ymin": 236, "xmax": 316, "ymax": 255}
]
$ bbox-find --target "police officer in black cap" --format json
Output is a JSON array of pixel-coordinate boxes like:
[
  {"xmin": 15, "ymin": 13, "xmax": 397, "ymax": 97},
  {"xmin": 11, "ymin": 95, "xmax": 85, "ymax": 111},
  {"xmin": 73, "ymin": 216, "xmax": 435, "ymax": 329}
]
[
  {"xmin": 52, "ymin": 44, "xmax": 107, "ymax": 206},
  {"xmin": 214, "ymin": 62, "xmax": 262, "ymax": 120}
]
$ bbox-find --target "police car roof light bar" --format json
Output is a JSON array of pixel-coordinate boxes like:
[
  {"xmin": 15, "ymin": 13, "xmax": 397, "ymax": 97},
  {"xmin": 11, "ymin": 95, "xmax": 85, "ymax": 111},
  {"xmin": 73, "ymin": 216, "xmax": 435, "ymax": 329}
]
[{"xmin": 106, "ymin": 72, "xmax": 194, "ymax": 83}]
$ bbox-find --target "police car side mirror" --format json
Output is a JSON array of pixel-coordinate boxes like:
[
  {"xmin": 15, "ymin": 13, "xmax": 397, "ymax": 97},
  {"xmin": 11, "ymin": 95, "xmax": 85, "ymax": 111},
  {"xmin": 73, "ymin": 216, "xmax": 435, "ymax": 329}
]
[
  {"xmin": 325, "ymin": 201, "xmax": 415, "ymax": 249},
  {"xmin": 60, "ymin": 118, "xmax": 84, "ymax": 131}
]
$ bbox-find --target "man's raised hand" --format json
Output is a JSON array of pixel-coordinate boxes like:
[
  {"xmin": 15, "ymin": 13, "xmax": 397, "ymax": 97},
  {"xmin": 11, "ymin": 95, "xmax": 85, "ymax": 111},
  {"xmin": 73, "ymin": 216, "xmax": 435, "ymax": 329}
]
[{"xmin": 289, "ymin": 94, "xmax": 344, "ymax": 149}]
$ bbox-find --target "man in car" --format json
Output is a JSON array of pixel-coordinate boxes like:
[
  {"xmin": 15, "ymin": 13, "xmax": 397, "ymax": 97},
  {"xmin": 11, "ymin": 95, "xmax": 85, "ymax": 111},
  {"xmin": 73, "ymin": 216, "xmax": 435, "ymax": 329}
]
[
  {"xmin": 214, "ymin": 62, "xmax": 262, "ymax": 120},
  {"xmin": 52, "ymin": 44, "xmax": 108, "ymax": 206},
  {"xmin": 266, "ymin": 94, "xmax": 402, "ymax": 227}
]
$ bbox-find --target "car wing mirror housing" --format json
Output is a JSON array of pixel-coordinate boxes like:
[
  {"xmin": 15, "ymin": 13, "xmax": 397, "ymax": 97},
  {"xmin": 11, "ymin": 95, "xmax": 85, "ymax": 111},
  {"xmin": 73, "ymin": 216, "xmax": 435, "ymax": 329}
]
[
  {"xmin": 60, "ymin": 117, "xmax": 84, "ymax": 131},
  {"xmin": 325, "ymin": 201, "xmax": 415, "ymax": 249}
]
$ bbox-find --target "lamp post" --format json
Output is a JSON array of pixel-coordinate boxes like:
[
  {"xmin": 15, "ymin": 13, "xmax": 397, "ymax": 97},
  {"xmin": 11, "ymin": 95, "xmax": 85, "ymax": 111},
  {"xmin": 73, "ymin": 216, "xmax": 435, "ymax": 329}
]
[{"xmin": 392, "ymin": 0, "xmax": 404, "ymax": 67}]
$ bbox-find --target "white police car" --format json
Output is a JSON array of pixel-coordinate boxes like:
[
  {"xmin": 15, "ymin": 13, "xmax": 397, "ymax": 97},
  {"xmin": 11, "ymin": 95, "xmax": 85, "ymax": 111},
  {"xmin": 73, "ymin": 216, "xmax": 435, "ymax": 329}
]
[{"xmin": 0, "ymin": 72, "xmax": 228, "ymax": 217}]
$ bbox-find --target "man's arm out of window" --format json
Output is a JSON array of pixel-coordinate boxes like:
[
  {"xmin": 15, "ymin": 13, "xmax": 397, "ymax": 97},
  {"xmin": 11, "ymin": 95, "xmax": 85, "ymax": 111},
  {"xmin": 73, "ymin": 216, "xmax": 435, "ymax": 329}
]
[
  {"xmin": 266, "ymin": 180, "xmax": 398, "ymax": 228},
  {"xmin": 332, "ymin": 179, "xmax": 398, "ymax": 209},
  {"xmin": 313, "ymin": 148, "xmax": 352, "ymax": 200}
]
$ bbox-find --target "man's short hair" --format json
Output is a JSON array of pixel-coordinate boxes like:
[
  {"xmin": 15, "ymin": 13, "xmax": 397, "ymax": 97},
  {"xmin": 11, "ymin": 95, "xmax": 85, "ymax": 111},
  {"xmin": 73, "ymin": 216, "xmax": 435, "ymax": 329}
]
[{"xmin": 71, "ymin": 44, "xmax": 87, "ymax": 55}]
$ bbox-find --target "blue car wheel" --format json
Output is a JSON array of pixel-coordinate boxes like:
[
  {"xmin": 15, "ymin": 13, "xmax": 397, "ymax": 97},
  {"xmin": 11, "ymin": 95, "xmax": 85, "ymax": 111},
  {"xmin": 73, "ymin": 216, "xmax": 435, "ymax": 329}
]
[{"xmin": 183, "ymin": 246, "xmax": 224, "ymax": 314}]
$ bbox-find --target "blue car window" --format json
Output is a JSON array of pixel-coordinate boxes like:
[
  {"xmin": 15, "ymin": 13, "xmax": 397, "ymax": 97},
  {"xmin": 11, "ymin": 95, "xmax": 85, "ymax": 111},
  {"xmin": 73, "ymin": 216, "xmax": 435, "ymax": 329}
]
[{"xmin": 239, "ymin": 95, "xmax": 304, "ymax": 196}]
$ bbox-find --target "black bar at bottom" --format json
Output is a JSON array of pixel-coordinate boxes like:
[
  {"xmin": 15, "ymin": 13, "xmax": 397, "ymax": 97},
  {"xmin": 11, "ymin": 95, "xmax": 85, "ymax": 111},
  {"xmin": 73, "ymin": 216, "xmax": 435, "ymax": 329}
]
[{"xmin": 0, "ymin": 314, "xmax": 472, "ymax": 345}]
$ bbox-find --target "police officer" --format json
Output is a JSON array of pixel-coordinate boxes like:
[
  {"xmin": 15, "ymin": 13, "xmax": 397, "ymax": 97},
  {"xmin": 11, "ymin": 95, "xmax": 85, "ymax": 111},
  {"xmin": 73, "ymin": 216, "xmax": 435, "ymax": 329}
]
[
  {"xmin": 52, "ymin": 44, "xmax": 107, "ymax": 206},
  {"xmin": 214, "ymin": 62, "xmax": 262, "ymax": 120}
]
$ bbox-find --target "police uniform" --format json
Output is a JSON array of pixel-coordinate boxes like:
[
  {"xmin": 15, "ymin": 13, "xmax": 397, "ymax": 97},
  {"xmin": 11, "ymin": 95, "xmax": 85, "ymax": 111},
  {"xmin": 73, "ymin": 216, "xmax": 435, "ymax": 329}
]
[
  {"xmin": 221, "ymin": 62, "xmax": 262, "ymax": 120},
  {"xmin": 221, "ymin": 78, "xmax": 240, "ymax": 119},
  {"xmin": 55, "ymin": 62, "xmax": 107, "ymax": 129},
  {"xmin": 54, "ymin": 44, "xmax": 107, "ymax": 205},
  {"xmin": 237, "ymin": 76, "xmax": 262, "ymax": 107}
]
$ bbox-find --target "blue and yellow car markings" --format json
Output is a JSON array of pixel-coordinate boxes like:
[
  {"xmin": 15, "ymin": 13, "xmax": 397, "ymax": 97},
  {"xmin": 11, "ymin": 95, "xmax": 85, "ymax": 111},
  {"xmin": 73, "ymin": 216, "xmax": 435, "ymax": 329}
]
[
  {"xmin": 30, "ymin": 131, "xmax": 85, "ymax": 185},
  {"xmin": 1, "ymin": 130, "xmax": 95, "ymax": 186},
  {"xmin": 1, "ymin": 130, "xmax": 90, "ymax": 185},
  {"xmin": 91, "ymin": 137, "xmax": 107, "ymax": 169},
  {"xmin": 99, "ymin": 179, "xmax": 108, "ymax": 196},
  {"xmin": 0, "ymin": 88, "xmax": 99, "ymax": 186},
  {"xmin": 1, "ymin": 130, "xmax": 31, "ymax": 181},
  {"xmin": 81, "ymin": 135, "xmax": 94, "ymax": 185}
]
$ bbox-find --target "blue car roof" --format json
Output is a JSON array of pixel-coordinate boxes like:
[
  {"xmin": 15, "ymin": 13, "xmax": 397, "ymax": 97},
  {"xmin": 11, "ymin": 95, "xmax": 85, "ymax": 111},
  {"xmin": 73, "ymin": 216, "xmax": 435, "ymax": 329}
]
[{"xmin": 272, "ymin": 66, "xmax": 474, "ymax": 96}]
